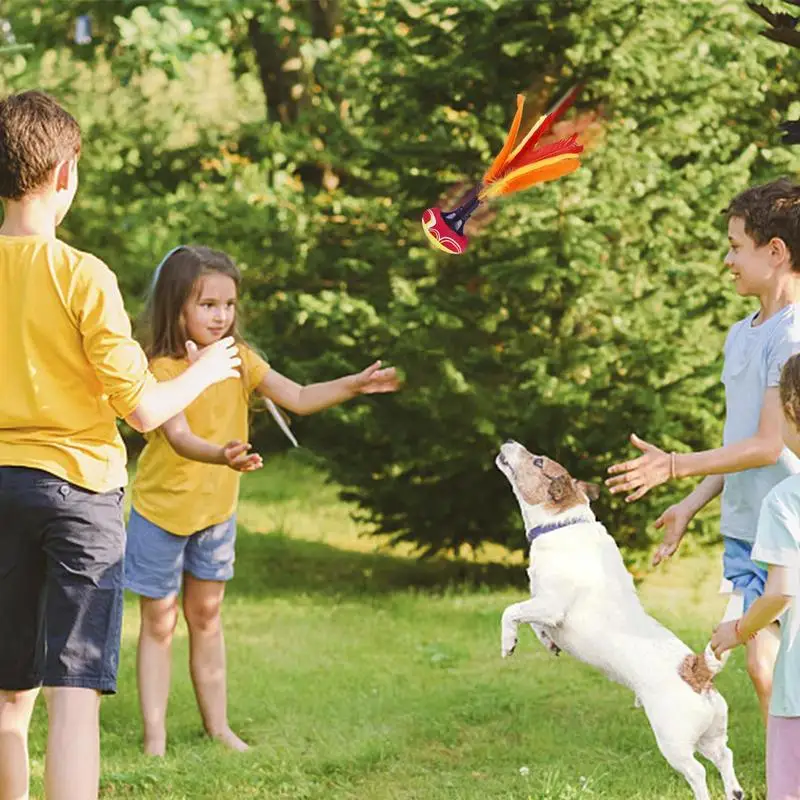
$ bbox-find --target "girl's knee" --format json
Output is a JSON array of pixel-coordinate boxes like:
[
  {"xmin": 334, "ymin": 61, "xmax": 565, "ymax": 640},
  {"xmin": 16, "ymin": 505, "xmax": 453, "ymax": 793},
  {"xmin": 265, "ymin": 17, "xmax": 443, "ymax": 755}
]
[
  {"xmin": 141, "ymin": 598, "xmax": 180, "ymax": 643},
  {"xmin": 183, "ymin": 599, "xmax": 222, "ymax": 634}
]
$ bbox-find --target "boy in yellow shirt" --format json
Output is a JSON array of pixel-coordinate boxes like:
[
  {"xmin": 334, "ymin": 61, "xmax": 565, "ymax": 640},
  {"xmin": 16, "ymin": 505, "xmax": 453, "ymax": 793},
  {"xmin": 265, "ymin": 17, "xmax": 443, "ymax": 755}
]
[{"xmin": 0, "ymin": 91, "xmax": 240, "ymax": 800}]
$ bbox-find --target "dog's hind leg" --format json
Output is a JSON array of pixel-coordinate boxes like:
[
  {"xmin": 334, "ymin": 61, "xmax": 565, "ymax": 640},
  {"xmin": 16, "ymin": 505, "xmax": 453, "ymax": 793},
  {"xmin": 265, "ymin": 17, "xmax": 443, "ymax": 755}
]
[
  {"xmin": 697, "ymin": 699, "xmax": 744, "ymax": 800},
  {"xmin": 656, "ymin": 741, "xmax": 711, "ymax": 800},
  {"xmin": 647, "ymin": 715, "xmax": 711, "ymax": 800},
  {"xmin": 697, "ymin": 736, "xmax": 743, "ymax": 800}
]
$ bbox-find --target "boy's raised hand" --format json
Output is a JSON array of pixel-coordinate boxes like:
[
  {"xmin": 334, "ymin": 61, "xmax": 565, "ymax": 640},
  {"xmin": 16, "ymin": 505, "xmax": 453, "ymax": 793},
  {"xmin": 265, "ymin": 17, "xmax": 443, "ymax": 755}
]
[
  {"xmin": 651, "ymin": 501, "xmax": 693, "ymax": 566},
  {"xmin": 605, "ymin": 433, "xmax": 671, "ymax": 502},
  {"xmin": 186, "ymin": 337, "xmax": 241, "ymax": 386},
  {"xmin": 222, "ymin": 440, "xmax": 263, "ymax": 472},
  {"xmin": 350, "ymin": 360, "xmax": 400, "ymax": 395}
]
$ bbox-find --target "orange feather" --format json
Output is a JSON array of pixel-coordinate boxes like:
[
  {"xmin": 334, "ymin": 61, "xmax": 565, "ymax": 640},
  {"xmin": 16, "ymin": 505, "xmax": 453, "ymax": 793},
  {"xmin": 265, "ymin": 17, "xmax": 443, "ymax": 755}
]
[
  {"xmin": 482, "ymin": 94, "xmax": 525, "ymax": 185},
  {"xmin": 479, "ymin": 154, "xmax": 580, "ymax": 200}
]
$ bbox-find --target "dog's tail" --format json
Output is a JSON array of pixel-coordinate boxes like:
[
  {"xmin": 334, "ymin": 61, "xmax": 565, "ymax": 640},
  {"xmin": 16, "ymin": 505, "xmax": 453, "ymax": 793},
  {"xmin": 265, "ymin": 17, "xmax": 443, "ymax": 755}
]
[{"xmin": 678, "ymin": 644, "xmax": 728, "ymax": 694}]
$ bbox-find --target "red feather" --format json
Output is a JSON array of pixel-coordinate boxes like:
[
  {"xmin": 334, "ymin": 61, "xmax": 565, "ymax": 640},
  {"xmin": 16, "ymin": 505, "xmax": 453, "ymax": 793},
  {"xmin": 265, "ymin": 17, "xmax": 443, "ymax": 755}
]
[{"xmin": 503, "ymin": 134, "xmax": 583, "ymax": 176}]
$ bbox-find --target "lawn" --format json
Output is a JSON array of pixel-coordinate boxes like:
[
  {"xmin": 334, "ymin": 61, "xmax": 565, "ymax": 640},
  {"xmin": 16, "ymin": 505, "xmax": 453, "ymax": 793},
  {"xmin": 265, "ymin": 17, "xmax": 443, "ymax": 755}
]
[{"xmin": 27, "ymin": 452, "xmax": 765, "ymax": 799}]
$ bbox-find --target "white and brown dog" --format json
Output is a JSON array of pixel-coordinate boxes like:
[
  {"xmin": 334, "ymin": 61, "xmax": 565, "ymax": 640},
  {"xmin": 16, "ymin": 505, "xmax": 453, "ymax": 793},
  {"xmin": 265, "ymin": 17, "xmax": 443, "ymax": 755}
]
[{"xmin": 496, "ymin": 441, "xmax": 743, "ymax": 800}]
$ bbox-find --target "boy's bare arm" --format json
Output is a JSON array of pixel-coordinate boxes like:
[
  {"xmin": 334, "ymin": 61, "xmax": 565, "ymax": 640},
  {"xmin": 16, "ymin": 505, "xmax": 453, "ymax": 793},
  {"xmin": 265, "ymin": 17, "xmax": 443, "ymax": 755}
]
[
  {"xmin": 650, "ymin": 474, "xmax": 724, "ymax": 565},
  {"xmin": 607, "ymin": 388, "xmax": 783, "ymax": 501},
  {"xmin": 681, "ymin": 474, "xmax": 725, "ymax": 514},
  {"xmin": 125, "ymin": 339, "xmax": 240, "ymax": 433},
  {"xmin": 674, "ymin": 388, "xmax": 783, "ymax": 477}
]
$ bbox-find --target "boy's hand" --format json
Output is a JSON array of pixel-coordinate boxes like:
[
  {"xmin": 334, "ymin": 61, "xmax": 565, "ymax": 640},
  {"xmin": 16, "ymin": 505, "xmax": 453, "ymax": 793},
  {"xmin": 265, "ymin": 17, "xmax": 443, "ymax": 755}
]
[
  {"xmin": 350, "ymin": 360, "xmax": 400, "ymax": 395},
  {"xmin": 606, "ymin": 433, "xmax": 670, "ymax": 502},
  {"xmin": 222, "ymin": 440, "xmax": 263, "ymax": 472},
  {"xmin": 652, "ymin": 501, "xmax": 693, "ymax": 566},
  {"xmin": 710, "ymin": 620, "xmax": 741, "ymax": 659},
  {"xmin": 186, "ymin": 337, "xmax": 241, "ymax": 386}
]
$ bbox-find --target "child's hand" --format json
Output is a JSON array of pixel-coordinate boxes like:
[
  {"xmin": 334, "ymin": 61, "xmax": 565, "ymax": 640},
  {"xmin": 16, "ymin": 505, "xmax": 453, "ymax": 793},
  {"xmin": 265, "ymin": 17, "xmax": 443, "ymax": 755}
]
[
  {"xmin": 710, "ymin": 620, "xmax": 741, "ymax": 659},
  {"xmin": 605, "ymin": 433, "xmax": 671, "ymax": 502},
  {"xmin": 350, "ymin": 360, "xmax": 400, "ymax": 395},
  {"xmin": 186, "ymin": 337, "xmax": 241, "ymax": 386},
  {"xmin": 222, "ymin": 440, "xmax": 263, "ymax": 472},
  {"xmin": 651, "ymin": 501, "xmax": 693, "ymax": 566}
]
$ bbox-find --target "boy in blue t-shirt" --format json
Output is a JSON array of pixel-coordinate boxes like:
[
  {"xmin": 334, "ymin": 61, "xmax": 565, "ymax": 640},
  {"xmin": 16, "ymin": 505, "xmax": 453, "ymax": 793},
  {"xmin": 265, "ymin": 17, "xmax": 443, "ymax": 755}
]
[{"xmin": 606, "ymin": 178, "xmax": 800, "ymax": 722}]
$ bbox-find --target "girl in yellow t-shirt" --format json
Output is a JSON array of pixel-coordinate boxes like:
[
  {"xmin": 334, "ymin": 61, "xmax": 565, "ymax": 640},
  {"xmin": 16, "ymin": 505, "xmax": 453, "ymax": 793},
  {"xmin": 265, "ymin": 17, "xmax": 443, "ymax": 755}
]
[{"xmin": 125, "ymin": 245, "xmax": 399, "ymax": 756}]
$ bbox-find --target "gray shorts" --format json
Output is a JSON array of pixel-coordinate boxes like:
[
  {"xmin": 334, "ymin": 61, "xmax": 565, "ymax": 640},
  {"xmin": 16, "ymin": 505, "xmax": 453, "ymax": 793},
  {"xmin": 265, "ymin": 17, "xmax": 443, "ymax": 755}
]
[
  {"xmin": 0, "ymin": 467, "xmax": 125, "ymax": 694},
  {"xmin": 124, "ymin": 507, "xmax": 237, "ymax": 598}
]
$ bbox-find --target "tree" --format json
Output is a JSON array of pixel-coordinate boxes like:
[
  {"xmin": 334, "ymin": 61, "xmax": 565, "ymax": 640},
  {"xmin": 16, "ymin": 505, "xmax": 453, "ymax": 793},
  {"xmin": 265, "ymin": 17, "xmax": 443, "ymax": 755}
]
[{"xmin": 3, "ymin": 0, "xmax": 799, "ymax": 560}]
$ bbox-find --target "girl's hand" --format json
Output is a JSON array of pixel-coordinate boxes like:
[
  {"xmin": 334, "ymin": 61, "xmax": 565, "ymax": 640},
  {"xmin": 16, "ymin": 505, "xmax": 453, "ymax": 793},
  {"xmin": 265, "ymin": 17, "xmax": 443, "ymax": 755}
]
[
  {"xmin": 222, "ymin": 440, "xmax": 263, "ymax": 472},
  {"xmin": 711, "ymin": 620, "xmax": 742, "ymax": 659},
  {"xmin": 605, "ymin": 433, "xmax": 672, "ymax": 502},
  {"xmin": 651, "ymin": 501, "xmax": 694, "ymax": 566},
  {"xmin": 350, "ymin": 360, "xmax": 400, "ymax": 395}
]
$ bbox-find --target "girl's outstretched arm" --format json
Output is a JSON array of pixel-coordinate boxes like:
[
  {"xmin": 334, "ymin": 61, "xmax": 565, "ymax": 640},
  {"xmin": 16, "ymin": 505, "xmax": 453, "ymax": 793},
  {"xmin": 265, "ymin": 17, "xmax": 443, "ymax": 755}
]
[{"xmin": 256, "ymin": 360, "xmax": 399, "ymax": 416}]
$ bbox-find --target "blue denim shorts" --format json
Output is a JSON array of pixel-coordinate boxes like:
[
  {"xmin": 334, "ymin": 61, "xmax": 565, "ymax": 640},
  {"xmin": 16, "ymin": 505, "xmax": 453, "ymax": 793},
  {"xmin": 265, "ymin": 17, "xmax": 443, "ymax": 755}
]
[
  {"xmin": 0, "ymin": 467, "xmax": 125, "ymax": 694},
  {"xmin": 720, "ymin": 535, "xmax": 767, "ymax": 614},
  {"xmin": 124, "ymin": 508, "xmax": 237, "ymax": 599}
]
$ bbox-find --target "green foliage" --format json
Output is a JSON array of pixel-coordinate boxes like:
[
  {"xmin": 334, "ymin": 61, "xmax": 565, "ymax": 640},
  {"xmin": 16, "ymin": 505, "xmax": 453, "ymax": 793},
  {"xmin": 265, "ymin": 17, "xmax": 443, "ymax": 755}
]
[{"xmin": 3, "ymin": 0, "xmax": 800, "ymax": 558}]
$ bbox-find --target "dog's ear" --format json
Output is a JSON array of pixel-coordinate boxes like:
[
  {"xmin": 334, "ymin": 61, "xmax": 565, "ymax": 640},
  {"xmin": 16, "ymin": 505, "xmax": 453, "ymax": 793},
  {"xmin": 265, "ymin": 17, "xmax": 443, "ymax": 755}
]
[
  {"xmin": 548, "ymin": 475, "xmax": 573, "ymax": 503},
  {"xmin": 576, "ymin": 480, "xmax": 601, "ymax": 502}
]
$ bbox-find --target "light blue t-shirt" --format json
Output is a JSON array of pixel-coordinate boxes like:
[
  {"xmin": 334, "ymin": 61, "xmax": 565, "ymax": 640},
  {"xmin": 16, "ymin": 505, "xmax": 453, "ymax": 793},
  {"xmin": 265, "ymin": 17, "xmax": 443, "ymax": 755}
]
[
  {"xmin": 753, "ymin": 474, "xmax": 800, "ymax": 718},
  {"xmin": 721, "ymin": 305, "xmax": 800, "ymax": 543}
]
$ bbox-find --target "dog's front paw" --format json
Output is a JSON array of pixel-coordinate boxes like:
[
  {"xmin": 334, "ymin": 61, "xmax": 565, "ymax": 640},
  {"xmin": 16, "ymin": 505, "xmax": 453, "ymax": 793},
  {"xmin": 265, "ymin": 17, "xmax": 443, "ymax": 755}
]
[{"xmin": 501, "ymin": 633, "xmax": 518, "ymax": 658}]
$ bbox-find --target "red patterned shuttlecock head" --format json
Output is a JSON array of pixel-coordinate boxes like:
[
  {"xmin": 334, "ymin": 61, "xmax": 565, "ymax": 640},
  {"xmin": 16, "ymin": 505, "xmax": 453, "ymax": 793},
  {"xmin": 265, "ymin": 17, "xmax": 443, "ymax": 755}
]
[{"xmin": 421, "ymin": 207, "xmax": 469, "ymax": 254}]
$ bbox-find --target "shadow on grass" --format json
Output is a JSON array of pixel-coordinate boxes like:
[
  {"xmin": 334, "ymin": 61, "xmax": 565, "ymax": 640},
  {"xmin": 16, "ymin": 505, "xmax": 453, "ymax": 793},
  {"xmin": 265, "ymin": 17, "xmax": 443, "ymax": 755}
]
[{"xmin": 228, "ymin": 524, "xmax": 524, "ymax": 599}]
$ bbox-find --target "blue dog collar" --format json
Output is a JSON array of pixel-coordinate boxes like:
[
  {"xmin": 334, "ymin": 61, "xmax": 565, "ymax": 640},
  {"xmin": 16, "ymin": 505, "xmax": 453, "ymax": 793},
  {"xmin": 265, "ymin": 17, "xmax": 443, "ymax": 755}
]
[{"xmin": 527, "ymin": 513, "xmax": 594, "ymax": 544}]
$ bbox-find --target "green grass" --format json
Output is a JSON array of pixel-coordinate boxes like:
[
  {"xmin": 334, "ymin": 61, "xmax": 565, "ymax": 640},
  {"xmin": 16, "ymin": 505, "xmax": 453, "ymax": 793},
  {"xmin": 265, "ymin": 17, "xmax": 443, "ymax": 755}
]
[{"xmin": 27, "ymin": 453, "xmax": 766, "ymax": 799}]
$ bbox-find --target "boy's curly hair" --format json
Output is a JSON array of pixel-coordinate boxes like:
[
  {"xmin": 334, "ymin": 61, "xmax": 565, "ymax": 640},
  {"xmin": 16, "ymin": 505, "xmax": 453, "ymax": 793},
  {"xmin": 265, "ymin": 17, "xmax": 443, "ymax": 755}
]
[
  {"xmin": 725, "ymin": 178, "xmax": 800, "ymax": 272},
  {"xmin": 0, "ymin": 91, "xmax": 81, "ymax": 200},
  {"xmin": 780, "ymin": 353, "xmax": 800, "ymax": 425}
]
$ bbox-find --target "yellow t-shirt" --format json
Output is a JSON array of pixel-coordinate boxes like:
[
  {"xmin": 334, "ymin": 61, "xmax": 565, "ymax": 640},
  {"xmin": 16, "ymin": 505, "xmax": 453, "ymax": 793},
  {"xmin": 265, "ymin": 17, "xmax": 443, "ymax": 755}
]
[
  {"xmin": 0, "ymin": 234, "xmax": 154, "ymax": 492},
  {"xmin": 131, "ymin": 346, "xmax": 270, "ymax": 536}
]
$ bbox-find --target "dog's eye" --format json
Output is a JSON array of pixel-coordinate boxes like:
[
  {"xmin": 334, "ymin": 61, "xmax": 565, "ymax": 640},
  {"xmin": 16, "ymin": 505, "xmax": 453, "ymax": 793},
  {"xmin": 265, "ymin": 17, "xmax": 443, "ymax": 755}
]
[{"xmin": 532, "ymin": 456, "xmax": 544, "ymax": 468}]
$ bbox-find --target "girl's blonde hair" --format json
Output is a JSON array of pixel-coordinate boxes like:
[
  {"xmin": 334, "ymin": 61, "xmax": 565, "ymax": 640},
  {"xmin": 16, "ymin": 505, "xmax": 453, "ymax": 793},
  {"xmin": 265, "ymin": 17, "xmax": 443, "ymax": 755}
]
[{"xmin": 139, "ymin": 245, "xmax": 244, "ymax": 360}]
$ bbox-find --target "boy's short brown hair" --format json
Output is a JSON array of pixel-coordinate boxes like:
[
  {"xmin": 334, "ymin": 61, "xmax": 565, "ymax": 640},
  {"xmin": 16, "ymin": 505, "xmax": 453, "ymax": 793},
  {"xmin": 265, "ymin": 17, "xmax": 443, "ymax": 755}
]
[
  {"xmin": 0, "ymin": 90, "xmax": 81, "ymax": 200},
  {"xmin": 780, "ymin": 353, "xmax": 800, "ymax": 424},
  {"xmin": 725, "ymin": 178, "xmax": 800, "ymax": 272}
]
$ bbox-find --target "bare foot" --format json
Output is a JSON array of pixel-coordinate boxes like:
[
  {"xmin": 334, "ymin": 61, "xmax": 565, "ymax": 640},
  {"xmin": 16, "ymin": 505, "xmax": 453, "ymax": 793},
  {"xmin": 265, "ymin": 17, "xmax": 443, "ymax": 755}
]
[
  {"xmin": 211, "ymin": 727, "xmax": 249, "ymax": 752},
  {"xmin": 144, "ymin": 736, "xmax": 166, "ymax": 757}
]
